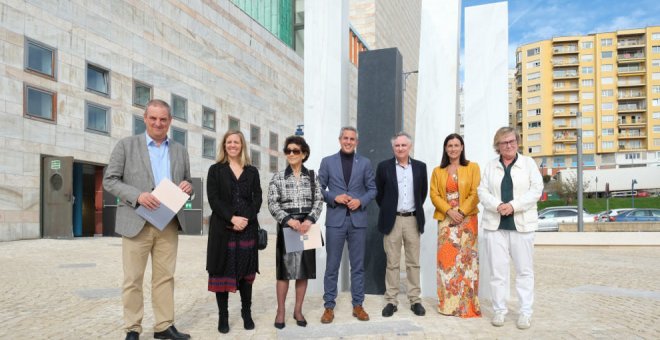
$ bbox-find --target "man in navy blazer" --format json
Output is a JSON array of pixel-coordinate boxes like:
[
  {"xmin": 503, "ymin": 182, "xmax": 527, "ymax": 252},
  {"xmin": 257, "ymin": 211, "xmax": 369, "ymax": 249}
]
[
  {"xmin": 375, "ymin": 132, "xmax": 428, "ymax": 318},
  {"xmin": 318, "ymin": 126, "xmax": 377, "ymax": 323}
]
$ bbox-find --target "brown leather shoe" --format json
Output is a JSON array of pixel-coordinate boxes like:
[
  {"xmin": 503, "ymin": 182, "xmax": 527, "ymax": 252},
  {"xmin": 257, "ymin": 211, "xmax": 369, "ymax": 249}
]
[
  {"xmin": 321, "ymin": 308, "xmax": 334, "ymax": 324},
  {"xmin": 352, "ymin": 305, "xmax": 370, "ymax": 321}
]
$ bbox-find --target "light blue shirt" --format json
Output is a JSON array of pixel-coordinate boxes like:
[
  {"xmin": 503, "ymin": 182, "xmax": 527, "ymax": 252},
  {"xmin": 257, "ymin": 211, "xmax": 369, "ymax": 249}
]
[
  {"xmin": 146, "ymin": 134, "xmax": 171, "ymax": 187},
  {"xmin": 395, "ymin": 158, "xmax": 415, "ymax": 213}
]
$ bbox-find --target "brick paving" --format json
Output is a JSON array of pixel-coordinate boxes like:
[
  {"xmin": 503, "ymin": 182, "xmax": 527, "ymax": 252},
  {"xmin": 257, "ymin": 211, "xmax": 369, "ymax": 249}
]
[{"xmin": 1, "ymin": 236, "xmax": 659, "ymax": 339}]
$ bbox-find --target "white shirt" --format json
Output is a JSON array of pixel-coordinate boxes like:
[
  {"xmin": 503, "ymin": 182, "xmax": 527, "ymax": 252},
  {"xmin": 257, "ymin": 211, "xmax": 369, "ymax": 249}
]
[{"xmin": 395, "ymin": 158, "xmax": 415, "ymax": 212}]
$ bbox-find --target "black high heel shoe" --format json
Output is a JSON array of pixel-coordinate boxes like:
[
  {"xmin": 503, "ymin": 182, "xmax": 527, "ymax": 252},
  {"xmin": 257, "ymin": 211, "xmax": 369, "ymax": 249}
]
[{"xmin": 293, "ymin": 313, "xmax": 307, "ymax": 327}]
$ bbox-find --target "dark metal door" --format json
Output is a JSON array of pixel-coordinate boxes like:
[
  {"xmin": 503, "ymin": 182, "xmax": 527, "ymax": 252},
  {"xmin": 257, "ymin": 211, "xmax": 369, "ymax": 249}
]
[{"xmin": 42, "ymin": 156, "xmax": 74, "ymax": 238}]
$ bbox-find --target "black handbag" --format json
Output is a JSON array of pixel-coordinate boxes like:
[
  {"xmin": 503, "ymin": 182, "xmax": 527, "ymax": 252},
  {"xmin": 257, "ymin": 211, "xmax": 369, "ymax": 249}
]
[{"xmin": 257, "ymin": 226, "xmax": 267, "ymax": 250}]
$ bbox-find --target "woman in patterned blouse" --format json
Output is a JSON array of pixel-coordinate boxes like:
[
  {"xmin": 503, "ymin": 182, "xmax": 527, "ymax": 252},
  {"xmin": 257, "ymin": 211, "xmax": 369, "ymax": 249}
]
[{"xmin": 268, "ymin": 136, "xmax": 324, "ymax": 329}]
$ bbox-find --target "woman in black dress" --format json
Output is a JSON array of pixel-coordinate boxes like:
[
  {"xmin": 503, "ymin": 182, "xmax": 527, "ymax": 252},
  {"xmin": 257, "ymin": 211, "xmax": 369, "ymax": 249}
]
[
  {"xmin": 267, "ymin": 136, "xmax": 323, "ymax": 329},
  {"xmin": 206, "ymin": 129, "xmax": 262, "ymax": 334}
]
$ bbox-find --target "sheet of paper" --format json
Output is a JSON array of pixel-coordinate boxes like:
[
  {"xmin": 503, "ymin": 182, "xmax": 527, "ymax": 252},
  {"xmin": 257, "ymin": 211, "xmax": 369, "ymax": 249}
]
[
  {"xmin": 283, "ymin": 224, "xmax": 323, "ymax": 253},
  {"xmin": 136, "ymin": 178, "xmax": 190, "ymax": 230}
]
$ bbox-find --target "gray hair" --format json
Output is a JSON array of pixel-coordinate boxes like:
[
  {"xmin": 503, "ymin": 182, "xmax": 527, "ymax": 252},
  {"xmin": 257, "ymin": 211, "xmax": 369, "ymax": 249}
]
[
  {"xmin": 492, "ymin": 126, "xmax": 520, "ymax": 154},
  {"xmin": 390, "ymin": 131, "xmax": 413, "ymax": 146},
  {"xmin": 339, "ymin": 126, "xmax": 359, "ymax": 139},
  {"xmin": 144, "ymin": 99, "xmax": 171, "ymax": 117}
]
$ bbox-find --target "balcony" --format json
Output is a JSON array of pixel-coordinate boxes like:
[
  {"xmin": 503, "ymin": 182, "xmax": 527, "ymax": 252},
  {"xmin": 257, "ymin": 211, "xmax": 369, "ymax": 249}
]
[
  {"xmin": 617, "ymin": 79, "xmax": 645, "ymax": 87},
  {"xmin": 617, "ymin": 91, "xmax": 645, "ymax": 99},
  {"xmin": 553, "ymin": 46, "xmax": 578, "ymax": 54},
  {"xmin": 552, "ymin": 58, "xmax": 579, "ymax": 66},
  {"xmin": 553, "ymin": 85, "xmax": 579, "ymax": 92},
  {"xmin": 554, "ymin": 133, "xmax": 578, "ymax": 142},
  {"xmin": 553, "ymin": 110, "xmax": 578, "ymax": 117},
  {"xmin": 553, "ymin": 146, "xmax": 576, "ymax": 154},
  {"xmin": 617, "ymin": 51, "xmax": 644, "ymax": 62},
  {"xmin": 618, "ymin": 118, "xmax": 646, "ymax": 126},
  {"xmin": 617, "ymin": 103, "xmax": 646, "ymax": 113},
  {"xmin": 554, "ymin": 124, "xmax": 578, "ymax": 130},
  {"xmin": 618, "ymin": 143, "xmax": 645, "ymax": 151},
  {"xmin": 553, "ymin": 98, "xmax": 579, "ymax": 104},
  {"xmin": 552, "ymin": 70, "xmax": 579, "ymax": 79},
  {"xmin": 618, "ymin": 65, "xmax": 646, "ymax": 74},
  {"xmin": 618, "ymin": 131, "xmax": 646, "ymax": 139},
  {"xmin": 617, "ymin": 39, "xmax": 645, "ymax": 48}
]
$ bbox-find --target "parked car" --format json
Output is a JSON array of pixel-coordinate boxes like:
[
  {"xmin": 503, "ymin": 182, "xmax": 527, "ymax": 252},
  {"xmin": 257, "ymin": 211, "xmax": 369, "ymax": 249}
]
[
  {"xmin": 537, "ymin": 207, "xmax": 595, "ymax": 232},
  {"xmin": 538, "ymin": 206, "xmax": 589, "ymax": 215},
  {"xmin": 612, "ymin": 209, "xmax": 660, "ymax": 222},
  {"xmin": 594, "ymin": 209, "xmax": 632, "ymax": 222}
]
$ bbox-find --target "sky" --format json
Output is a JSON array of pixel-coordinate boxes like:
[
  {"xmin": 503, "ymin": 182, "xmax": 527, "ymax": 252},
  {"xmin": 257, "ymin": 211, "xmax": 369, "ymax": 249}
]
[{"xmin": 460, "ymin": 0, "xmax": 660, "ymax": 69}]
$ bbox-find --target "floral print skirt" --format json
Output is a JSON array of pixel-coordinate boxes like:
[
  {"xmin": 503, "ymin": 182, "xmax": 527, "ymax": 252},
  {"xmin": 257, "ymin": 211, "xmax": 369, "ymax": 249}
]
[{"xmin": 436, "ymin": 214, "xmax": 481, "ymax": 318}]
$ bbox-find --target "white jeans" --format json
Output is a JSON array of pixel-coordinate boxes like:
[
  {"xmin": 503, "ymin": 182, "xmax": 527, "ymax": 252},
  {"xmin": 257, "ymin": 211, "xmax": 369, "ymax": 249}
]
[{"xmin": 485, "ymin": 229, "xmax": 534, "ymax": 316}]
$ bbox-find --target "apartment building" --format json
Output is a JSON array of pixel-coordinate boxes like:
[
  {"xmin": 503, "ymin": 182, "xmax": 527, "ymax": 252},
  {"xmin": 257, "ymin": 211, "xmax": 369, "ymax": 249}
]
[{"xmin": 513, "ymin": 26, "xmax": 660, "ymax": 174}]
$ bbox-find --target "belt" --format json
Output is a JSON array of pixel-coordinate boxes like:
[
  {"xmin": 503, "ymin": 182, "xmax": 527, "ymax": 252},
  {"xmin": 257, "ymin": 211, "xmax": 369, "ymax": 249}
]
[{"xmin": 396, "ymin": 211, "xmax": 416, "ymax": 217}]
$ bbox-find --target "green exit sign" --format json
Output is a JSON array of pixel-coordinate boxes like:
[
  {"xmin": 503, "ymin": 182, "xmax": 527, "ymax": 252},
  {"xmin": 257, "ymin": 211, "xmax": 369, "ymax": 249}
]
[{"xmin": 185, "ymin": 201, "xmax": 192, "ymax": 209}]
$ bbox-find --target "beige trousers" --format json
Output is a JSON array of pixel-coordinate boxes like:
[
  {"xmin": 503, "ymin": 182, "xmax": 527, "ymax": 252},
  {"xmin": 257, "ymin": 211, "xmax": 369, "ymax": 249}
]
[
  {"xmin": 383, "ymin": 215, "xmax": 421, "ymax": 305},
  {"xmin": 122, "ymin": 220, "xmax": 179, "ymax": 333}
]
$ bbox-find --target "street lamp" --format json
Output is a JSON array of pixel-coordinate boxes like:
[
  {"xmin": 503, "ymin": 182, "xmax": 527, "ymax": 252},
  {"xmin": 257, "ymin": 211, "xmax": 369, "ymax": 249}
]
[{"xmin": 631, "ymin": 179, "xmax": 638, "ymax": 208}]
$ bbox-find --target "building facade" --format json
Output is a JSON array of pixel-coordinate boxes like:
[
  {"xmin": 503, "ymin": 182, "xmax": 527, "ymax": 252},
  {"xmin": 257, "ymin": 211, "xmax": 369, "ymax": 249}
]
[
  {"xmin": 0, "ymin": 0, "xmax": 421, "ymax": 241},
  {"xmin": 514, "ymin": 26, "xmax": 660, "ymax": 174}
]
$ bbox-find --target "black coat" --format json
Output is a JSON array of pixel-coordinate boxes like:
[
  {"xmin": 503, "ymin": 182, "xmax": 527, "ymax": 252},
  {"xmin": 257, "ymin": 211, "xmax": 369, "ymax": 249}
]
[
  {"xmin": 206, "ymin": 162, "xmax": 262, "ymax": 276},
  {"xmin": 375, "ymin": 157, "xmax": 428, "ymax": 234}
]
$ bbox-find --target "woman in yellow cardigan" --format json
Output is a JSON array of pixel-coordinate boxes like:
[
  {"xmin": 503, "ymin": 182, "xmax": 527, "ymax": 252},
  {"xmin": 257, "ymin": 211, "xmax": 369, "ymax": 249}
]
[{"xmin": 430, "ymin": 133, "xmax": 481, "ymax": 318}]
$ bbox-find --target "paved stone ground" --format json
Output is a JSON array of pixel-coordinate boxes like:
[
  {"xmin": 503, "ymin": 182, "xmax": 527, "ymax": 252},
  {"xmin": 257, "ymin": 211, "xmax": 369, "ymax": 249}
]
[{"xmin": 1, "ymin": 236, "xmax": 659, "ymax": 339}]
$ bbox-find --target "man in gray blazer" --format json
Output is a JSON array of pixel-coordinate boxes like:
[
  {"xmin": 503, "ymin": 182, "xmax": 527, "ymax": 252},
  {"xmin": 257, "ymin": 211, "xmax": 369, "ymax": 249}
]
[
  {"xmin": 318, "ymin": 126, "xmax": 377, "ymax": 324},
  {"xmin": 104, "ymin": 99, "xmax": 193, "ymax": 340}
]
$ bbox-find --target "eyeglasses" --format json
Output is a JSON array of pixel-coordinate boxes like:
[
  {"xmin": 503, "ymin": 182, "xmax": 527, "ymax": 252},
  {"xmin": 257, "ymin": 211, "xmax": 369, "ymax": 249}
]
[
  {"xmin": 285, "ymin": 148, "xmax": 302, "ymax": 155},
  {"xmin": 498, "ymin": 139, "xmax": 518, "ymax": 147}
]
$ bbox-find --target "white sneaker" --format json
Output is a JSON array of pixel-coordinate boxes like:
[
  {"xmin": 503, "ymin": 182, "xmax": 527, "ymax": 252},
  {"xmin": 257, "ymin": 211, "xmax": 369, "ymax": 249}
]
[
  {"xmin": 517, "ymin": 314, "xmax": 531, "ymax": 329},
  {"xmin": 491, "ymin": 312, "xmax": 505, "ymax": 327}
]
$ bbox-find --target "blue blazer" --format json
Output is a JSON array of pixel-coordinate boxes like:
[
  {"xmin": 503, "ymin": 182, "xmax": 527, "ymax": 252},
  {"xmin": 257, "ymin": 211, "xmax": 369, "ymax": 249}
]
[{"xmin": 318, "ymin": 152, "xmax": 377, "ymax": 228}]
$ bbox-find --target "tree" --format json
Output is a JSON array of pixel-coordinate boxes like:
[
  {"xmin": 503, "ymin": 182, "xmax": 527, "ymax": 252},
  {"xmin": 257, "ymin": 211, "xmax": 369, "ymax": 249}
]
[{"xmin": 558, "ymin": 172, "xmax": 590, "ymax": 204}]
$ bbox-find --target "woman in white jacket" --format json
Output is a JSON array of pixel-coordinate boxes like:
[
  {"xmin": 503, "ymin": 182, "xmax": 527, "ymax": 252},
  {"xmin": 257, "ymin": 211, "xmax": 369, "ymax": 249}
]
[{"xmin": 477, "ymin": 127, "xmax": 543, "ymax": 330}]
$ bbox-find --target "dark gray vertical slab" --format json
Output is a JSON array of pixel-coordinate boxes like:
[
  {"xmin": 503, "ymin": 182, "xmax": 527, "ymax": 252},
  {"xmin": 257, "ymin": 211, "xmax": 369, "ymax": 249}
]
[{"xmin": 357, "ymin": 48, "xmax": 403, "ymax": 295}]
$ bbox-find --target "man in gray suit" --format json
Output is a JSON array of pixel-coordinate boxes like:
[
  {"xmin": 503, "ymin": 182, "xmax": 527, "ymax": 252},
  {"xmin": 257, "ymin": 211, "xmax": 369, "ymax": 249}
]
[
  {"xmin": 104, "ymin": 99, "xmax": 193, "ymax": 340},
  {"xmin": 318, "ymin": 126, "xmax": 377, "ymax": 324}
]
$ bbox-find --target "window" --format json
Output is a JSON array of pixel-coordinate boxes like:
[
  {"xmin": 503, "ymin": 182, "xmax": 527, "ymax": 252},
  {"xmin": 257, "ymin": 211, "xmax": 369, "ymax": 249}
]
[
  {"xmin": 269, "ymin": 132, "xmax": 278, "ymax": 150},
  {"xmin": 250, "ymin": 125, "xmax": 261, "ymax": 145},
  {"xmin": 229, "ymin": 116, "xmax": 240, "ymax": 130},
  {"xmin": 202, "ymin": 136, "xmax": 216, "ymax": 159},
  {"xmin": 202, "ymin": 106, "xmax": 216, "ymax": 130},
  {"xmin": 86, "ymin": 63, "xmax": 110, "ymax": 95},
  {"xmin": 654, "ymin": 99, "xmax": 660, "ymax": 107},
  {"xmin": 655, "ymin": 138, "xmax": 660, "ymax": 147},
  {"xmin": 653, "ymin": 33, "xmax": 660, "ymax": 40},
  {"xmin": 528, "ymin": 121, "xmax": 541, "ymax": 128},
  {"xmin": 133, "ymin": 81, "xmax": 152, "ymax": 108},
  {"xmin": 653, "ymin": 46, "xmax": 660, "ymax": 54},
  {"xmin": 581, "ymin": 66, "xmax": 593, "ymax": 74},
  {"xmin": 625, "ymin": 153, "xmax": 641, "ymax": 160},
  {"xmin": 171, "ymin": 127, "xmax": 187, "ymax": 147},
  {"xmin": 527, "ymin": 72, "xmax": 540, "ymax": 81},
  {"xmin": 25, "ymin": 38, "xmax": 56, "ymax": 79},
  {"xmin": 24, "ymin": 84, "xmax": 56, "ymax": 121},
  {"xmin": 527, "ymin": 133, "xmax": 541, "ymax": 142},
  {"xmin": 582, "ymin": 79, "xmax": 593, "ymax": 87},
  {"xmin": 528, "ymin": 146, "xmax": 541, "ymax": 153},
  {"xmin": 602, "ymin": 103, "xmax": 614, "ymax": 110},
  {"xmin": 85, "ymin": 102, "xmax": 110, "ymax": 134},
  {"xmin": 584, "ymin": 130, "xmax": 594, "ymax": 137},
  {"xmin": 527, "ymin": 84, "xmax": 540, "ymax": 92},
  {"xmin": 527, "ymin": 96, "xmax": 540, "ymax": 105},
  {"xmin": 602, "ymin": 141, "xmax": 614, "ymax": 149},
  {"xmin": 583, "ymin": 154, "xmax": 595, "ymax": 166},
  {"xmin": 527, "ymin": 108, "xmax": 541, "ymax": 117},
  {"xmin": 654, "ymin": 125, "xmax": 660, "ymax": 133},
  {"xmin": 582, "ymin": 117, "xmax": 594, "ymax": 125},
  {"xmin": 601, "ymin": 64, "xmax": 613, "ymax": 72},
  {"xmin": 654, "ymin": 112, "xmax": 660, "ymax": 120},
  {"xmin": 171, "ymin": 94, "xmax": 187, "ymax": 121},
  {"xmin": 602, "ymin": 89, "xmax": 613, "ymax": 97},
  {"xmin": 553, "ymin": 157, "xmax": 565, "ymax": 167},
  {"xmin": 653, "ymin": 86, "xmax": 660, "ymax": 94},
  {"xmin": 601, "ymin": 38, "xmax": 612, "ymax": 46},
  {"xmin": 653, "ymin": 59, "xmax": 660, "ymax": 67},
  {"xmin": 580, "ymin": 54, "xmax": 593, "ymax": 62},
  {"xmin": 582, "ymin": 41, "xmax": 593, "ymax": 49},
  {"xmin": 601, "ymin": 51, "xmax": 613, "ymax": 59},
  {"xmin": 601, "ymin": 77, "xmax": 613, "ymax": 85},
  {"xmin": 602, "ymin": 115, "xmax": 614, "ymax": 122},
  {"xmin": 527, "ymin": 47, "xmax": 540, "ymax": 57},
  {"xmin": 653, "ymin": 72, "xmax": 660, "ymax": 80},
  {"xmin": 251, "ymin": 149, "xmax": 261, "ymax": 169},
  {"xmin": 133, "ymin": 115, "xmax": 146, "ymax": 135},
  {"xmin": 582, "ymin": 92, "xmax": 594, "ymax": 99},
  {"xmin": 526, "ymin": 60, "xmax": 540, "ymax": 68},
  {"xmin": 582, "ymin": 104, "xmax": 594, "ymax": 112},
  {"xmin": 269, "ymin": 155, "xmax": 278, "ymax": 173},
  {"xmin": 602, "ymin": 128, "xmax": 614, "ymax": 136},
  {"xmin": 583, "ymin": 143, "xmax": 594, "ymax": 150}
]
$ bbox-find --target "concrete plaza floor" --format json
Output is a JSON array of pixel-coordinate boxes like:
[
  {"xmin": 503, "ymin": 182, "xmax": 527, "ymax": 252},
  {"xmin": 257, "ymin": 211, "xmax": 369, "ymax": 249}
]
[{"xmin": 1, "ymin": 235, "xmax": 659, "ymax": 339}]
